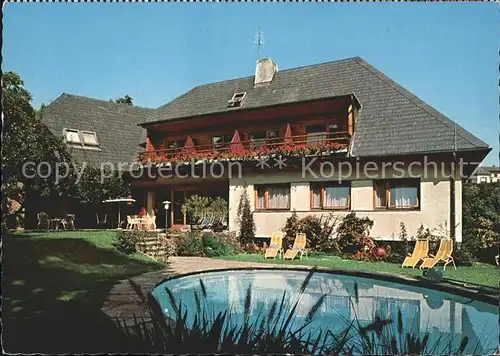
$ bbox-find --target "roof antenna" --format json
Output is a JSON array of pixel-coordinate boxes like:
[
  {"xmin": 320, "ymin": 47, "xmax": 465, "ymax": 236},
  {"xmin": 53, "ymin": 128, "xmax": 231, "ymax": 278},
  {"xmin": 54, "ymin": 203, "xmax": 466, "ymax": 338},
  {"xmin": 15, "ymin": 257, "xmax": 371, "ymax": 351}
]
[
  {"xmin": 453, "ymin": 122, "xmax": 457, "ymax": 152},
  {"xmin": 254, "ymin": 31, "xmax": 265, "ymax": 60}
]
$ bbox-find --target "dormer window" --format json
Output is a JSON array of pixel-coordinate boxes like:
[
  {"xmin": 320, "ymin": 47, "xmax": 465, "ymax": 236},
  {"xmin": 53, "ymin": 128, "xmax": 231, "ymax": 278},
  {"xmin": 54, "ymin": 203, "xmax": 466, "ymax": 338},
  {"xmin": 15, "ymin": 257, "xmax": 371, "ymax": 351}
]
[
  {"xmin": 227, "ymin": 92, "xmax": 247, "ymax": 108},
  {"xmin": 63, "ymin": 128, "xmax": 100, "ymax": 149},
  {"xmin": 81, "ymin": 131, "xmax": 99, "ymax": 146},
  {"xmin": 63, "ymin": 128, "xmax": 82, "ymax": 144}
]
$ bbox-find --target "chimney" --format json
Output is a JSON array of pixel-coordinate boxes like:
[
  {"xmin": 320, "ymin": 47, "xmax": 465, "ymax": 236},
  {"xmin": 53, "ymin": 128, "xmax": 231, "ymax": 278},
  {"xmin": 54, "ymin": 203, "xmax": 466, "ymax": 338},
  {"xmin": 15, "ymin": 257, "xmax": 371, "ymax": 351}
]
[{"xmin": 254, "ymin": 58, "xmax": 277, "ymax": 87}]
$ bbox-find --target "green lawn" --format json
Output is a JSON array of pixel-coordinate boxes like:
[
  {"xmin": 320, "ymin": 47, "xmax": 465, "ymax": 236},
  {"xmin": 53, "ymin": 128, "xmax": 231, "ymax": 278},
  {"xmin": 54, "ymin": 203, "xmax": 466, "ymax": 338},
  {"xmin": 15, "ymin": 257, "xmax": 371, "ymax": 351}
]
[
  {"xmin": 219, "ymin": 253, "xmax": 500, "ymax": 288},
  {"xmin": 3, "ymin": 230, "xmax": 165, "ymax": 353}
]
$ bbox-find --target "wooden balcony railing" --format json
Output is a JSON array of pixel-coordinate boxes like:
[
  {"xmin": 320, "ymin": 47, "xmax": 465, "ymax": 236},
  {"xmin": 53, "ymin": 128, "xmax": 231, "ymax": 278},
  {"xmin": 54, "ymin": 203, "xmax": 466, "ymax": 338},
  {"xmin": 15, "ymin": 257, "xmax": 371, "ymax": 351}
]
[{"xmin": 138, "ymin": 131, "xmax": 351, "ymax": 164}]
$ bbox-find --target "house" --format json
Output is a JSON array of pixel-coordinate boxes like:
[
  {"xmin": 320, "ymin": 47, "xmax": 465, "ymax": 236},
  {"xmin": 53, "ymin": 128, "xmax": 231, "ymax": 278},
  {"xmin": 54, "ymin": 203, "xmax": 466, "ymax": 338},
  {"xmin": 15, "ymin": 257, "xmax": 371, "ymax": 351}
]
[
  {"xmin": 43, "ymin": 57, "xmax": 490, "ymax": 240},
  {"xmin": 467, "ymin": 166, "xmax": 500, "ymax": 184},
  {"xmin": 41, "ymin": 94, "xmax": 153, "ymax": 167}
]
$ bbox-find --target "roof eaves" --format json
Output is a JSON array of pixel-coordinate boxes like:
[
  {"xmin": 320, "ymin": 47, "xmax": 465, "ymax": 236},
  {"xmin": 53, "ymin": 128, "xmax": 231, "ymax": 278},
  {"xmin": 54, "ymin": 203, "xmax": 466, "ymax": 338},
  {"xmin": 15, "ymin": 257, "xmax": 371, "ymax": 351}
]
[{"xmin": 138, "ymin": 93, "xmax": 359, "ymax": 128}]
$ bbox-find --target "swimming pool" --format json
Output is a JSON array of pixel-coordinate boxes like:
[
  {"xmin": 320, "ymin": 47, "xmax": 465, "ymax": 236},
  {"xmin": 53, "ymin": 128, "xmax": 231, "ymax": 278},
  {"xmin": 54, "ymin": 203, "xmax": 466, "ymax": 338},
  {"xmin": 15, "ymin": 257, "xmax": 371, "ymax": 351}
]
[{"xmin": 152, "ymin": 269, "xmax": 499, "ymax": 354}]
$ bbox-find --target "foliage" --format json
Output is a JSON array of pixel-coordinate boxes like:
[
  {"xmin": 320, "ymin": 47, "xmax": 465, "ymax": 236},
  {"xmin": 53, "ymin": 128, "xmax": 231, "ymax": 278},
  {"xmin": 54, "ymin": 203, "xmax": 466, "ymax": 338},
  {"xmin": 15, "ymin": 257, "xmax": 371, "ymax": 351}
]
[
  {"xmin": 113, "ymin": 95, "xmax": 133, "ymax": 106},
  {"xmin": 182, "ymin": 195, "xmax": 212, "ymax": 224},
  {"xmin": 182, "ymin": 195, "xmax": 228, "ymax": 228},
  {"xmin": 236, "ymin": 188, "xmax": 255, "ymax": 244},
  {"xmin": 385, "ymin": 222, "xmax": 414, "ymax": 263},
  {"xmin": 462, "ymin": 182, "xmax": 499, "ymax": 263},
  {"xmin": 242, "ymin": 241, "xmax": 266, "ymax": 254},
  {"xmin": 202, "ymin": 232, "xmax": 234, "ymax": 257},
  {"xmin": 142, "ymin": 142, "xmax": 347, "ymax": 165},
  {"xmin": 114, "ymin": 230, "xmax": 159, "ymax": 255},
  {"xmin": 2, "ymin": 72, "xmax": 75, "ymax": 230},
  {"xmin": 282, "ymin": 211, "xmax": 340, "ymax": 251},
  {"xmin": 213, "ymin": 231, "xmax": 243, "ymax": 254},
  {"xmin": 74, "ymin": 165, "xmax": 130, "ymax": 205},
  {"xmin": 113, "ymin": 272, "xmax": 488, "ymax": 355},
  {"xmin": 175, "ymin": 231, "xmax": 204, "ymax": 256},
  {"xmin": 334, "ymin": 213, "xmax": 375, "ymax": 254}
]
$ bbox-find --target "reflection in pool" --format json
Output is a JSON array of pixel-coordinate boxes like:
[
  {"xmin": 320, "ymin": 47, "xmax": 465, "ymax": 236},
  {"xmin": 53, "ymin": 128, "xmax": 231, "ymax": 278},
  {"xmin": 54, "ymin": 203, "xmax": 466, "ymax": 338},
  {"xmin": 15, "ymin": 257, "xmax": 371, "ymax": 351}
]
[{"xmin": 152, "ymin": 270, "xmax": 498, "ymax": 354}]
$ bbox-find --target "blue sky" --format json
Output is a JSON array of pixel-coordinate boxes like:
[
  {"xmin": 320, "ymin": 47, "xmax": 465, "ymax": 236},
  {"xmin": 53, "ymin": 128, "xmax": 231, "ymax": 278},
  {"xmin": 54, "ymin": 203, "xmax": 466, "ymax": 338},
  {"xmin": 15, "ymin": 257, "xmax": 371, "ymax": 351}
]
[{"xmin": 4, "ymin": 3, "xmax": 499, "ymax": 165}]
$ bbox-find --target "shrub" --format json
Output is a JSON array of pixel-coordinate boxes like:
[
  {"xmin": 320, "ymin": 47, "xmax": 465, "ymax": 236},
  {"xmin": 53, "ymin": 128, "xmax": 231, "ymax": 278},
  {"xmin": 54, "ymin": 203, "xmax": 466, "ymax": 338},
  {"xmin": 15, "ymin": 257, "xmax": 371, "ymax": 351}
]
[
  {"xmin": 334, "ymin": 212, "xmax": 375, "ymax": 254},
  {"xmin": 202, "ymin": 232, "xmax": 234, "ymax": 257},
  {"xmin": 237, "ymin": 188, "xmax": 255, "ymax": 244},
  {"xmin": 213, "ymin": 231, "xmax": 242, "ymax": 254},
  {"xmin": 385, "ymin": 222, "xmax": 415, "ymax": 263},
  {"xmin": 182, "ymin": 195, "xmax": 229, "ymax": 228},
  {"xmin": 175, "ymin": 231, "xmax": 204, "ymax": 256},
  {"xmin": 453, "ymin": 242, "xmax": 475, "ymax": 266},
  {"xmin": 114, "ymin": 230, "xmax": 158, "ymax": 255},
  {"xmin": 282, "ymin": 211, "xmax": 340, "ymax": 251}
]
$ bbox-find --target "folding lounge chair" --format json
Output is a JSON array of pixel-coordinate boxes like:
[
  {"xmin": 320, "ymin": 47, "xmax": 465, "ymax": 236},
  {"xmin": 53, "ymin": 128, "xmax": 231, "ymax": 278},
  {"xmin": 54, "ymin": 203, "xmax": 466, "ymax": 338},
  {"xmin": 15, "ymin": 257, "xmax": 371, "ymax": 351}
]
[
  {"xmin": 419, "ymin": 238, "xmax": 457, "ymax": 271},
  {"xmin": 401, "ymin": 239, "xmax": 429, "ymax": 268},
  {"xmin": 283, "ymin": 233, "xmax": 308, "ymax": 260},
  {"xmin": 264, "ymin": 232, "xmax": 284, "ymax": 259}
]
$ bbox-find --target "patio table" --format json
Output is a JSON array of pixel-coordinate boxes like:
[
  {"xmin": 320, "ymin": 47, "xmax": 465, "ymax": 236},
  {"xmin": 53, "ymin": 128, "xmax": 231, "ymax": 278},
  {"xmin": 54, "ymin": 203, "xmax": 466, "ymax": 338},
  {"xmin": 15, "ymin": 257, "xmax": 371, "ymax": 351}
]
[{"xmin": 49, "ymin": 218, "xmax": 65, "ymax": 231}]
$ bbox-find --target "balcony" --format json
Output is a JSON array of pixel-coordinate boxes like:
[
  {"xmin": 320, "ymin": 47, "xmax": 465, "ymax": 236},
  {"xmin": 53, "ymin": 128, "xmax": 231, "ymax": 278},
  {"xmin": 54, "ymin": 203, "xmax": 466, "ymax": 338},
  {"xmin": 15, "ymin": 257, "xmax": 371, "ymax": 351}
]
[{"xmin": 138, "ymin": 131, "xmax": 351, "ymax": 165}]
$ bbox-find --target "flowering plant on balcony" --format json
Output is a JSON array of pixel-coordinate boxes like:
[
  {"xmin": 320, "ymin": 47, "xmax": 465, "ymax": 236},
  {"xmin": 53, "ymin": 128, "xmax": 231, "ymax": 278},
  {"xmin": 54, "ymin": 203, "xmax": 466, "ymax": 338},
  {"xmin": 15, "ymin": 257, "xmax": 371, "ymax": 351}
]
[{"xmin": 139, "ymin": 141, "xmax": 348, "ymax": 165}]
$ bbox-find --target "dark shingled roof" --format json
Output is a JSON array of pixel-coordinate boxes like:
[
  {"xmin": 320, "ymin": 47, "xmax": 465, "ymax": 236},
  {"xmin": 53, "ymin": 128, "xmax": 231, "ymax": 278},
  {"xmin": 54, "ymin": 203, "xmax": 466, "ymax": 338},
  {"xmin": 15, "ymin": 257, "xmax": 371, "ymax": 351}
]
[
  {"xmin": 42, "ymin": 93, "xmax": 154, "ymax": 166},
  {"xmin": 42, "ymin": 57, "xmax": 489, "ymax": 166},
  {"xmin": 147, "ymin": 56, "xmax": 489, "ymax": 157}
]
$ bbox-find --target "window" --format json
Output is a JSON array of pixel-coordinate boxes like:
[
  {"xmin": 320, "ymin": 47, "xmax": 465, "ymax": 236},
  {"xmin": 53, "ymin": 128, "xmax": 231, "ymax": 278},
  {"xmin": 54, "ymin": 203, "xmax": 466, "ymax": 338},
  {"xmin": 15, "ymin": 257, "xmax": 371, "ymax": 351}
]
[
  {"xmin": 212, "ymin": 135, "xmax": 232, "ymax": 151},
  {"xmin": 255, "ymin": 184, "xmax": 290, "ymax": 210},
  {"xmin": 228, "ymin": 92, "xmax": 247, "ymax": 108},
  {"xmin": 374, "ymin": 179, "xmax": 420, "ymax": 209},
  {"xmin": 305, "ymin": 124, "xmax": 327, "ymax": 146},
  {"xmin": 249, "ymin": 130, "xmax": 279, "ymax": 148},
  {"xmin": 165, "ymin": 140, "xmax": 186, "ymax": 155},
  {"xmin": 374, "ymin": 181, "xmax": 387, "ymax": 208},
  {"xmin": 479, "ymin": 177, "xmax": 488, "ymax": 183},
  {"xmin": 311, "ymin": 182, "xmax": 350, "ymax": 210},
  {"xmin": 81, "ymin": 131, "xmax": 99, "ymax": 146},
  {"xmin": 64, "ymin": 128, "xmax": 82, "ymax": 144}
]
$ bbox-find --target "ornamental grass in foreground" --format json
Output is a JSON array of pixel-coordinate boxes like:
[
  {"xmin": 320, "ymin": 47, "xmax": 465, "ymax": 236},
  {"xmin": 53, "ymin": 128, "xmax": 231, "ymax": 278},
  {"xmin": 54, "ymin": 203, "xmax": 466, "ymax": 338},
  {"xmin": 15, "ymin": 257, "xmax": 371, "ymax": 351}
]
[{"xmin": 113, "ymin": 270, "xmax": 494, "ymax": 355}]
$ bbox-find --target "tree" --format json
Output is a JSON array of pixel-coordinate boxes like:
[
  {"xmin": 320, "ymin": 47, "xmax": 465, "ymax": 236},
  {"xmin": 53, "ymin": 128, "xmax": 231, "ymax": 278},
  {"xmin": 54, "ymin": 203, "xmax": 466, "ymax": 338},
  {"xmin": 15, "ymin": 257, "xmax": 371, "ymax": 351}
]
[
  {"xmin": 236, "ymin": 187, "xmax": 255, "ymax": 244},
  {"xmin": 113, "ymin": 95, "xmax": 133, "ymax": 106},
  {"xmin": 2, "ymin": 72, "xmax": 75, "ymax": 229},
  {"xmin": 74, "ymin": 166, "xmax": 130, "ymax": 205},
  {"xmin": 461, "ymin": 182, "xmax": 500, "ymax": 263}
]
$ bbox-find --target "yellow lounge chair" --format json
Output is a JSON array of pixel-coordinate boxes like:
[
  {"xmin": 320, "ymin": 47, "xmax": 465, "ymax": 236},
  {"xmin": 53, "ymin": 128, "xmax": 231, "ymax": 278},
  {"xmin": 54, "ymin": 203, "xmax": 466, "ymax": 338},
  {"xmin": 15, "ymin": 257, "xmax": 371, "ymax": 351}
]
[
  {"xmin": 264, "ymin": 232, "xmax": 284, "ymax": 259},
  {"xmin": 401, "ymin": 239, "xmax": 429, "ymax": 268},
  {"xmin": 283, "ymin": 233, "xmax": 308, "ymax": 260},
  {"xmin": 419, "ymin": 238, "xmax": 456, "ymax": 271}
]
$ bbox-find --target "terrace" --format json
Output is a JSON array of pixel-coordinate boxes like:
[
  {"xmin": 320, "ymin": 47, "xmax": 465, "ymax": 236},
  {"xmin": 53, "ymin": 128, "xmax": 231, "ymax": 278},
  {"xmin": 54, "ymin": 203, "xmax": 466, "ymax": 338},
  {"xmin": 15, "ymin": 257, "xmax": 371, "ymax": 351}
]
[{"xmin": 138, "ymin": 130, "xmax": 352, "ymax": 164}]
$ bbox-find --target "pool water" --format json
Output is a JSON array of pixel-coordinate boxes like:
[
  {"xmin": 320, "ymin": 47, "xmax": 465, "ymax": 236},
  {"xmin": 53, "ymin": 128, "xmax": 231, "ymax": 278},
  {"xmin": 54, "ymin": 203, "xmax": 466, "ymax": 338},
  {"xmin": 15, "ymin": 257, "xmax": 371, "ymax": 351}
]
[{"xmin": 152, "ymin": 269, "xmax": 499, "ymax": 354}]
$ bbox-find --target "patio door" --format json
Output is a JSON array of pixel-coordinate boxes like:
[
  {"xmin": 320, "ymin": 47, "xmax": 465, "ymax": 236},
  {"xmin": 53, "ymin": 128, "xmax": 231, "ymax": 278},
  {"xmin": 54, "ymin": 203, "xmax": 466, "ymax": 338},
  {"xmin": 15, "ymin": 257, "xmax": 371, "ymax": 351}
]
[{"xmin": 172, "ymin": 188, "xmax": 198, "ymax": 226}]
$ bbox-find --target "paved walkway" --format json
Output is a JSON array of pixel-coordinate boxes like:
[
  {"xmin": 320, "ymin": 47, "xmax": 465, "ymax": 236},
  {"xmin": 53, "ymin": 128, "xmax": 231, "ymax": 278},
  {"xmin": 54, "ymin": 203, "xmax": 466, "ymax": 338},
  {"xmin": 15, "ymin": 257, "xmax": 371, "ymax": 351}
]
[{"xmin": 101, "ymin": 257, "xmax": 290, "ymax": 325}]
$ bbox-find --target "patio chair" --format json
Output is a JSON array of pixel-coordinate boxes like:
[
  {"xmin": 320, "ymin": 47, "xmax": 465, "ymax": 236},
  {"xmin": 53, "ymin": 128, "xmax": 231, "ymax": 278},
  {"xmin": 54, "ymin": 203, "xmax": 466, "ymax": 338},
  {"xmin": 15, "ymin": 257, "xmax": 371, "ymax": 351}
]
[
  {"xmin": 62, "ymin": 214, "xmax": 76, "ymax": 230},
  {"xmin": 126, "ymin": 215, "xmax": 140, "ymax": 230},
  {"xmin": 401, "ymin": 239, "xmax": 429, "ymax": 268},
  {"xmin": 147, "ymin": 214, "xmax": 157, "ymax": 230},
  {"xmin": 96, "ymin": 212, "xmax": 108, "ymax": 227},
  {"xmin": 264, "ymin": 231, "xmax": 284, "ymax": 259},
  {"xmin": 37, "ymin": 212, "xmax": 49, "ymax": 230},
  {"xmin": 283, "ymin": 233, "xmax": 308, "ymax": 260},
  {"xmin": 419, "ymin": 238, "xmax": 457, "ymax": 271}
]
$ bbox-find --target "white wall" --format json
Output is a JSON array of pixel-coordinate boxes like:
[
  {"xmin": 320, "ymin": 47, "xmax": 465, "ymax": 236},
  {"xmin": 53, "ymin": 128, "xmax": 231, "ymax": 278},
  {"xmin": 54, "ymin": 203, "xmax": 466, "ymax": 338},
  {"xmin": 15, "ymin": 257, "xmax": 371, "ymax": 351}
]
[{"xmin": 229, "ymin": 166, "xmax": 462, "ymax": 242}]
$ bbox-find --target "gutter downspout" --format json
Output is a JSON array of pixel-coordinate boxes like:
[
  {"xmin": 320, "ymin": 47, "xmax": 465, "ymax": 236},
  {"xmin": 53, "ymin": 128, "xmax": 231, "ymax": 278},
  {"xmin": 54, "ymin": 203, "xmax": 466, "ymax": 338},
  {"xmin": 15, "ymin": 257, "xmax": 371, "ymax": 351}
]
[
  {"xmin": 450, "ymin": 123, "xmax": 457, "ymax": 240},
  {"xmin": 450, "ymin": 152, "xmax": 456, "ymax": 240}
]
